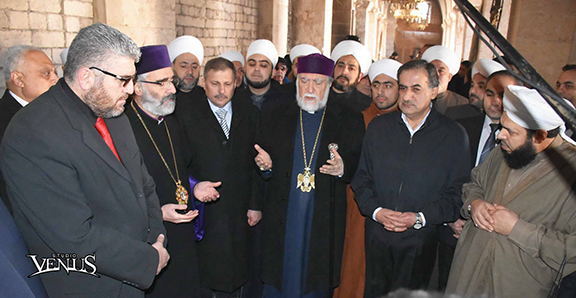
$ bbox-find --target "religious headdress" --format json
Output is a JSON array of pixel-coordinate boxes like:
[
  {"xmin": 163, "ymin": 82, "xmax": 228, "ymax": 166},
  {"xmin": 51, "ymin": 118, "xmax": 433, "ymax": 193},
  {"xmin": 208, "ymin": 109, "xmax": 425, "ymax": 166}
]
[
  {"xmin": 167, "ymin": 35, "xmax": 204, "ymax": 65},
  {"xmin": 220, "ymin": 51, "xmax": 245, "ymax": 67},
  {"xmin": 298, "ymin": 54, "xmax": 334, "ymax": 78},
  {"xmin": 290, "ymin": 44, "xmax": 321, "ymax": 63},
  {"xmin": 330, "ymin": 40, "xmax": 372, "ymax": 75},
  {"xmin": 421, "ymin": 45, "xmax": 460, "ymax": 76},
  {"xmin": 472, "ymin": 58, "xmax": 506, "ymax": 79},
  {"xmin": 246, "ymin": 39, "xmax": 279, "ymax": 68},
  {"xmin": 368, "ymin": 59, "xmax": 403, "ymax": 82},
  {"xmin": 136, "ymin": 45, "xmax": 173, "ymax": 75},
  {"xmin": 504, "ymin": 85, "xmax": 576, "ymax": 145}
]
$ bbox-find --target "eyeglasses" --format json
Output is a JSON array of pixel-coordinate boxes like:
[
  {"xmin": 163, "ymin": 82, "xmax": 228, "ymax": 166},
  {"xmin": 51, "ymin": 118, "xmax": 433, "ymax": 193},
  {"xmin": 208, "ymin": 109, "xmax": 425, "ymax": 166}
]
[
  {"xmin": 138, "ymin": 77, "xmax": 174, "ymax": 88},
  {"xmin": 89, "ymin": 67, "xmax": 135, "ymax": 87}
]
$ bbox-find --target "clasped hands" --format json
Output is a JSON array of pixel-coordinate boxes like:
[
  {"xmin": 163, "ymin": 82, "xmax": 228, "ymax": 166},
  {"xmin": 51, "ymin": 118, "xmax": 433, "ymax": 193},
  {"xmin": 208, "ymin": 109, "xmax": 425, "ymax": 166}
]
[
  {"xmin": 375, "ymin": 209, "xmax": 417, "ymax": 232},
  {"xmin": 254, "ymin": 144, "xmax": 344, "ymax": 177},
  {"xmin": 469, "ymin": 198, "xmax": 519, "ymax": 236}
]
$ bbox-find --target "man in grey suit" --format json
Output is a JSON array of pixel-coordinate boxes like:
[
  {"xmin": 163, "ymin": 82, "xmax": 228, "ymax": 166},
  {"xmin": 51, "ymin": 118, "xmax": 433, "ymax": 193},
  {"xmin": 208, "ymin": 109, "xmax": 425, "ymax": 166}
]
[{"xmin": 0, "ymin": 23, "xmax": 168, "ymax": 297}]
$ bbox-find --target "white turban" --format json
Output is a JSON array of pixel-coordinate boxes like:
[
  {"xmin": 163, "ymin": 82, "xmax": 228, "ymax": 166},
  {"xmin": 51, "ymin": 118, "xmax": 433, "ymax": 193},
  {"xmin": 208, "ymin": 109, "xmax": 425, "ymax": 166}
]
[
  {"xmin": 421, "ymin": 45, "xmax": 460, "ymax": 76},
  {"xmin": 472, "ymin": 58, "xmax": 505, "ymax": 78},
  {"xmin": 504, "ymin": 85, "xmax": 576, "ymax": 145},
  {"xmin": 60, "ymin": 48, "xmax": 69, "ymax": 65},
  {"xmin": 168, "ymin": 36, "xmax": 204, "ymax": 65},
  {"xmin": 368, "ymin": 59, "xmax": 403, "ymax": 82},
  {"xmin": 220, "ymin": 51, "xmax": 245, "ymax": 67},
  {"xmin": 330, "ymin": 40, "xmax": 372, "ymax": 75},
  {"xmin": 289, "ymin": 44, "xmax": 321, "ymax": 63},
  {"xmin": 246, "ymin": 39, "xmax": 278, "ymax": 68}
]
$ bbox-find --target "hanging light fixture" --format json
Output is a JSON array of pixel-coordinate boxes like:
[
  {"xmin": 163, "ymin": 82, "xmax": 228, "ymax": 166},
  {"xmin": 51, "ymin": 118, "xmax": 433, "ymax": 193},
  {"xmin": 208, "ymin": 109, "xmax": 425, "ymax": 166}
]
[{"xmin": 389, "ymin": 0, "xmax": 431, "ymax": 30}]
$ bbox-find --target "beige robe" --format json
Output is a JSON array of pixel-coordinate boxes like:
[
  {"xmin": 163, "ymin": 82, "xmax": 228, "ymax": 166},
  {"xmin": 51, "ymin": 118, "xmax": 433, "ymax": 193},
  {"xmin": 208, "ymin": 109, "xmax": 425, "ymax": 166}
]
[
  {"xmin": 433, "ymin": 90, "xmax": 469, "ymax": 114},
  {"xmin": 446, "ymin": 138, "xmax": 576, "ymax": 298}
]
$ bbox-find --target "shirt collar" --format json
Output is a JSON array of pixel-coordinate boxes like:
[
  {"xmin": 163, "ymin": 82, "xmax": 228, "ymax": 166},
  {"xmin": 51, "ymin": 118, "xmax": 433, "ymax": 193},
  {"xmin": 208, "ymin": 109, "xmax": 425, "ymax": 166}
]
[
  {"xmin": 207, "ymin": 98, "xmax": 232, "ymax": 115},
  {"xmin": 401, "ymin": 103, "xmax": 433, "ymax": 137},
  {"xmin": 8, "ymin": 90, "xmax": 29, "ymax": 107}
]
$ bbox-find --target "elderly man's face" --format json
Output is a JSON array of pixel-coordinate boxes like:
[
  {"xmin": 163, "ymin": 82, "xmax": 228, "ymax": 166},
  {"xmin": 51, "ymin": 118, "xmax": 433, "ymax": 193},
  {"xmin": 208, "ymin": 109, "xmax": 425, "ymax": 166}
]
[
  {"xmin": 205, "ymin": 68, "xmax": 235, "ymax": 108},
  {"xmin": 245, "ymin": 54, "xmax": 272, "ymax": 89},
  {"xmin": 172, "ymin": 52, "xmax": 200, "ymax": 92},
  {"xmin": 85, "ymin": 56, "xmax": 136, "ymax": 118},
  {"xmin": 430, "ymin": 60, "xmax": 452, "ymax": 93},
  {"xmin": 136, "ymin": 67, "xmax": 177, "ymax": 117},
  {"xmin": 469, "ymin": 73, "xmax": 487, "ymax": 109},
  {"xmin": 398, "ymin": 68, "xmax": 438, "ymax": 120},
  {"xmin": 371, "ymin": 73, "xmax": 399, "ymax": 110},
  {"xmin": 556, "ymin": 70, "xmax": 576, "ymax": 106},
  {"xmin": 14, "ymin": 50, "xmax": 58, "ymax": 102},
  {"xmin": 297, "ymin": 73, "xmax": 329, "ymax": 111},
  {"xmin": 483, "ymin": 75, "xmax": 516, "ymax": 121},
  {"xmin": 232, "ymin": 61, "xmax": 244, "ymax": 86},
  {"xmin": 333, "ymin": 55, "xmax": 362, "ymax": 92}
]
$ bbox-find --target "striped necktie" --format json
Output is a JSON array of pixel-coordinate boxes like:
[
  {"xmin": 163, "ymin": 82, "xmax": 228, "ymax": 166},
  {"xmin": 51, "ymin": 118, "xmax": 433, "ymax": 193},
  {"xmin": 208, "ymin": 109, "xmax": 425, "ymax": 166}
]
[
  {"xmin": 215, "ymin": 108, "xmax": 229, "ymax": 139},
  {"xmin": 479, "ymin": 123, "xmax": 499, "ymax": 164}
]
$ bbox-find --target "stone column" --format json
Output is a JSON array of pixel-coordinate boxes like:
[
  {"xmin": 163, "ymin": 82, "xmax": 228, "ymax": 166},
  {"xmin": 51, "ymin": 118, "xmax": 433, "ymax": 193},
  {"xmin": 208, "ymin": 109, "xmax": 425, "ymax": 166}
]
[
  {"xmin": 292, "ymin": 0, "xmax": 334, "ymax": 55},
  {"xmin": 331, "ymin": 0, "xmax": 352, "ymax": 51},
  {"xmin": 93, "ymin": 0, "xmax": 176, "ymax": 46},
  {"xmin": 354, "ymin": 0, "xmax": 370, "ymax": 43},
  {"xmin": 258, "ymin": 0, "xmax": 289, "ymax": 55}
]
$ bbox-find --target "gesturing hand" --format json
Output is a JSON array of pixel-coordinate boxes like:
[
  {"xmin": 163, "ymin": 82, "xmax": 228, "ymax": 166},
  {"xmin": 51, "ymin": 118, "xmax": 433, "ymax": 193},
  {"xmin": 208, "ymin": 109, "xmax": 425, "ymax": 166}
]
[
  {"xmin": 161, "ymin": 203, "xmax": 198, "ymax": 224},
  {"xmin": 254, "ymin": 144, "xmax": 272, "ymax": 171},
  {"xmin": 448, "ymin": 218, "xmax": 466, "ymax": 238},
  {"xmin": 152, "ymin": 234, "xmax": 170, "ymax": 275},
  {"xmin": 194, "ymin": 181, "xmax": 221, "ymax": 202},
  {"xmin": 319, "ymin": 147, "xmax": 344, "ymax": 177}
]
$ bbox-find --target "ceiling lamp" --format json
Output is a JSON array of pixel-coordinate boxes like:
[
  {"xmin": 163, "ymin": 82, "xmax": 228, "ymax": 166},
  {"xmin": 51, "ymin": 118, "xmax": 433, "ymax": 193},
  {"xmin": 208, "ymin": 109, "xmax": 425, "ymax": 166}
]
[{"xmin": 389, "ymin": 0, "xmax": 431, "ymax": 30}]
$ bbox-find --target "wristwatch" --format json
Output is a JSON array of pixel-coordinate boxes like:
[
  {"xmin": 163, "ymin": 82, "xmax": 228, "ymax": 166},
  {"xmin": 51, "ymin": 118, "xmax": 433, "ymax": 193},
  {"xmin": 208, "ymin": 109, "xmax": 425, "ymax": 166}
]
[{"xmin": 413, "ymin": 213, "xmax": 423, "ymax": 230}]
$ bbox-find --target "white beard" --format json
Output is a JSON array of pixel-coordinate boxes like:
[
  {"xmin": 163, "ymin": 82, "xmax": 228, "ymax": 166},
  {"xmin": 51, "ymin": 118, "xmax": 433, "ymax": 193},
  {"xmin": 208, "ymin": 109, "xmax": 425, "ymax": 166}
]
[{"xmin": 296, "ymin": 84, "xmax": 330, "ymax": 112}]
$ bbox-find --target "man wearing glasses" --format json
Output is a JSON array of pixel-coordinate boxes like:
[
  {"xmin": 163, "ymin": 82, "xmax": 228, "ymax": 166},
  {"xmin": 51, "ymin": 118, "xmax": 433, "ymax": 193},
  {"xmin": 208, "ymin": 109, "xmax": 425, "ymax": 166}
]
[{"xmin": 0, "ymin": 23, "xmax": 168, "ymax": 297}]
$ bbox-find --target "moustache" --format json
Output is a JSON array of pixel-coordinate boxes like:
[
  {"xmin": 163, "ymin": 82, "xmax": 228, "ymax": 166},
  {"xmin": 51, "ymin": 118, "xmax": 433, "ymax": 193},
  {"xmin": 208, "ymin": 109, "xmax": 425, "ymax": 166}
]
[
  {"xmin": 470, "ymin": 93, "xmax": 480, "ymax": 100},
  {"xmin": 161, "ymin": 93, "xmax": 176, "ymax": 104},
  {"xmin": 303, "ymin": 93, "xmax": 319, "ymax": 100},
  {"xmin": 214, "ymin": 94, "xmax": 228, "ymax": 100},
  {"xmin": 336, "ymin": 75, "xmax": 349, "ymax": 82}
]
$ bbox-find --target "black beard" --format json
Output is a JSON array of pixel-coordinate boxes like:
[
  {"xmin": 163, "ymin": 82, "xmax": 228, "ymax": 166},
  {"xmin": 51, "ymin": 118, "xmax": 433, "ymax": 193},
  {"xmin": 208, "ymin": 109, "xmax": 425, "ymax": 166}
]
[
  {"xmin": 332, "ymin": 78, "xmax": 355, "ymax": 93},
  {"xmin": 246, "ymin": 76, "xmax": 271, "ymax": 89},
  {"xmin": 173, "ymin": 76, "xmax": 197, "ymax": 92},
  {"xmin": 501, "ymin": 138, "xmax": 537, "ymax": 169}
]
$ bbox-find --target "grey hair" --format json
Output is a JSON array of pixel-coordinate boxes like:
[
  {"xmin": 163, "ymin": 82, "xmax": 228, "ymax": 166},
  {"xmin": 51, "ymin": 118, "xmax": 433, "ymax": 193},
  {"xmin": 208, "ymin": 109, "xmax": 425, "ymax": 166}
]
[
  {"xmin": 4, "ymin": 45, "xmax": 40, "ymax": 81},
  {"xmin": 64, "ymin": 23, "xmax": 141, "ymax": 83}
]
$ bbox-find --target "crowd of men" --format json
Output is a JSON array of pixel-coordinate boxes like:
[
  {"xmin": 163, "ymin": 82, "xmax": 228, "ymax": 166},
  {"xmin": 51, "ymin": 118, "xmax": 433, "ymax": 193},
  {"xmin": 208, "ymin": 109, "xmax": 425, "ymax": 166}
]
[{"xmin": 1, "ymin": 22, "xmax": 576, "ymax": 298}]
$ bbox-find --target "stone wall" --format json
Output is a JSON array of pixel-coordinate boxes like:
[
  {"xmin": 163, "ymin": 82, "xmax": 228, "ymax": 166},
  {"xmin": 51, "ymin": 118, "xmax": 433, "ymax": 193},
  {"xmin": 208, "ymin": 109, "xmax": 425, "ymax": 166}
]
[
  {"xmin": 176, "ymin": 0, "xmax": 258, "ymax": 61},
  {"xmin": 0, "ymin": 0, "xmax": 93, "ymax": 91}
]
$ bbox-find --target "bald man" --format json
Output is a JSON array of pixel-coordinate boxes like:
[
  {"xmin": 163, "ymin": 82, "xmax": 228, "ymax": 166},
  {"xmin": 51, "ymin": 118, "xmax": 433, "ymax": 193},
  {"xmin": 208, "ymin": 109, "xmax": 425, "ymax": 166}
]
[{"xmin": 1, "ymin": 45, "xmax": 58, "ymax": 214}]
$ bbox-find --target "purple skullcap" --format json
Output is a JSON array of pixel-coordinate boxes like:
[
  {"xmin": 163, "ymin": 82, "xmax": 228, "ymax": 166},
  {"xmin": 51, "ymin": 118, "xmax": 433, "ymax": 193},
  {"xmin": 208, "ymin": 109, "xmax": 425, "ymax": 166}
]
[
  {"xmin": 298, "ymin": 53, "xmax": 334, "ymax": 77},
  {"xmin": 136, "ymin": 45, "xmax": 173, "ymax": 75}
]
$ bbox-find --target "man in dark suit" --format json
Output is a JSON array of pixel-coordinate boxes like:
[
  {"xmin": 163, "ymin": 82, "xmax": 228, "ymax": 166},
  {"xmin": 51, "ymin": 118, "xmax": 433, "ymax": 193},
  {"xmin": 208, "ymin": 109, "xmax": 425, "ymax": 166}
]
[
  {"xmin": 0, "ymin": 23, "xmax": 168, "ymax": 297},
  {"xmin": 175, "ymin": 57, "xmax": 263, "ymax": 297},
  {"xmin": 0, "ymin": 45, "xmax": 58, "ymax": 213},
  {"xmin": 256, "ymin": 53, "xmax": 365, "ymax": 297}
]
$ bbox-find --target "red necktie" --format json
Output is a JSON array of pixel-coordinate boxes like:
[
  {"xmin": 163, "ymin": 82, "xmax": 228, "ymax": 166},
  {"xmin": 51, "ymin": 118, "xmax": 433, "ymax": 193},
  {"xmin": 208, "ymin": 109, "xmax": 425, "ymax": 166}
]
[{"xmin": 95, "ymin": 117, "xmax": 122, "ymax": 162}]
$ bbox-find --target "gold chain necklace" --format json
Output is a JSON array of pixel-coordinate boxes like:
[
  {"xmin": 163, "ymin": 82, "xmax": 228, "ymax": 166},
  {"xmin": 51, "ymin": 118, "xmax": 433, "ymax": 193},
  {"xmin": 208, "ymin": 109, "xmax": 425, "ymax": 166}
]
[
  {"xmin": 296, "ymin": 107, "xmax": 326, "ymax": 192},
  {"xmin": 131, "ymin": 101, "xmax": 189, "ymax": 204}
]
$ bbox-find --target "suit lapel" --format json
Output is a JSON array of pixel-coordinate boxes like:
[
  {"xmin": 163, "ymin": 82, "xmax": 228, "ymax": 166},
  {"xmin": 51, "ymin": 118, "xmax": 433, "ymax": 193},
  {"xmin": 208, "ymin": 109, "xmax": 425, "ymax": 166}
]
[
  {"xmin": 229, "ymin": 98, "xmax": 245, "ymax": 139},
  {"xmin": 52, "ymin": 84, "xmax": 134, "ymax": 184},
  {"xmin": 197, "ymin": 97, "xmax": 228, "ymax": 139}
]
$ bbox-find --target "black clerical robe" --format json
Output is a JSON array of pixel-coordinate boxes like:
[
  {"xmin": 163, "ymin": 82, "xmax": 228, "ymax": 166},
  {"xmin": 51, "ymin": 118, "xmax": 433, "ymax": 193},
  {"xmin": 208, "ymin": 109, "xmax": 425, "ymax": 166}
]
[{"xmin": 125, "ymin": 100, "xmax": 201, "ymax": 297}]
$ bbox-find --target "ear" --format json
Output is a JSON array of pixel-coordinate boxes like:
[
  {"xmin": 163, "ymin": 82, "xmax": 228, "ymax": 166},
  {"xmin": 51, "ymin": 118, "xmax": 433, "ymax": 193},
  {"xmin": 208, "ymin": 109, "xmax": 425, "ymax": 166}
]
[
  {"xmin": 134, "ymin": 82, "xmax": 143, "ymax": 96},
  {"xmin": 77, "ymin": 67, "xmax": 94, "ymax": 91},
  {"xmin": 10, "ymin": 71, "xmax": 25, "ymax": 88},
  {"xmin": 447, "ymin": 73, "xmax": 453, "ymax": 81},
  {"xmin": 533, "ymin": 130, "xmax": 548, "ymax": 144},
  {"xmin": 430, "ymin": 86, "xmax": 439, "ymax": 99},
  {"xmin": 357, "ymin": 72, "xmax": 364, "ymax": 84}
]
